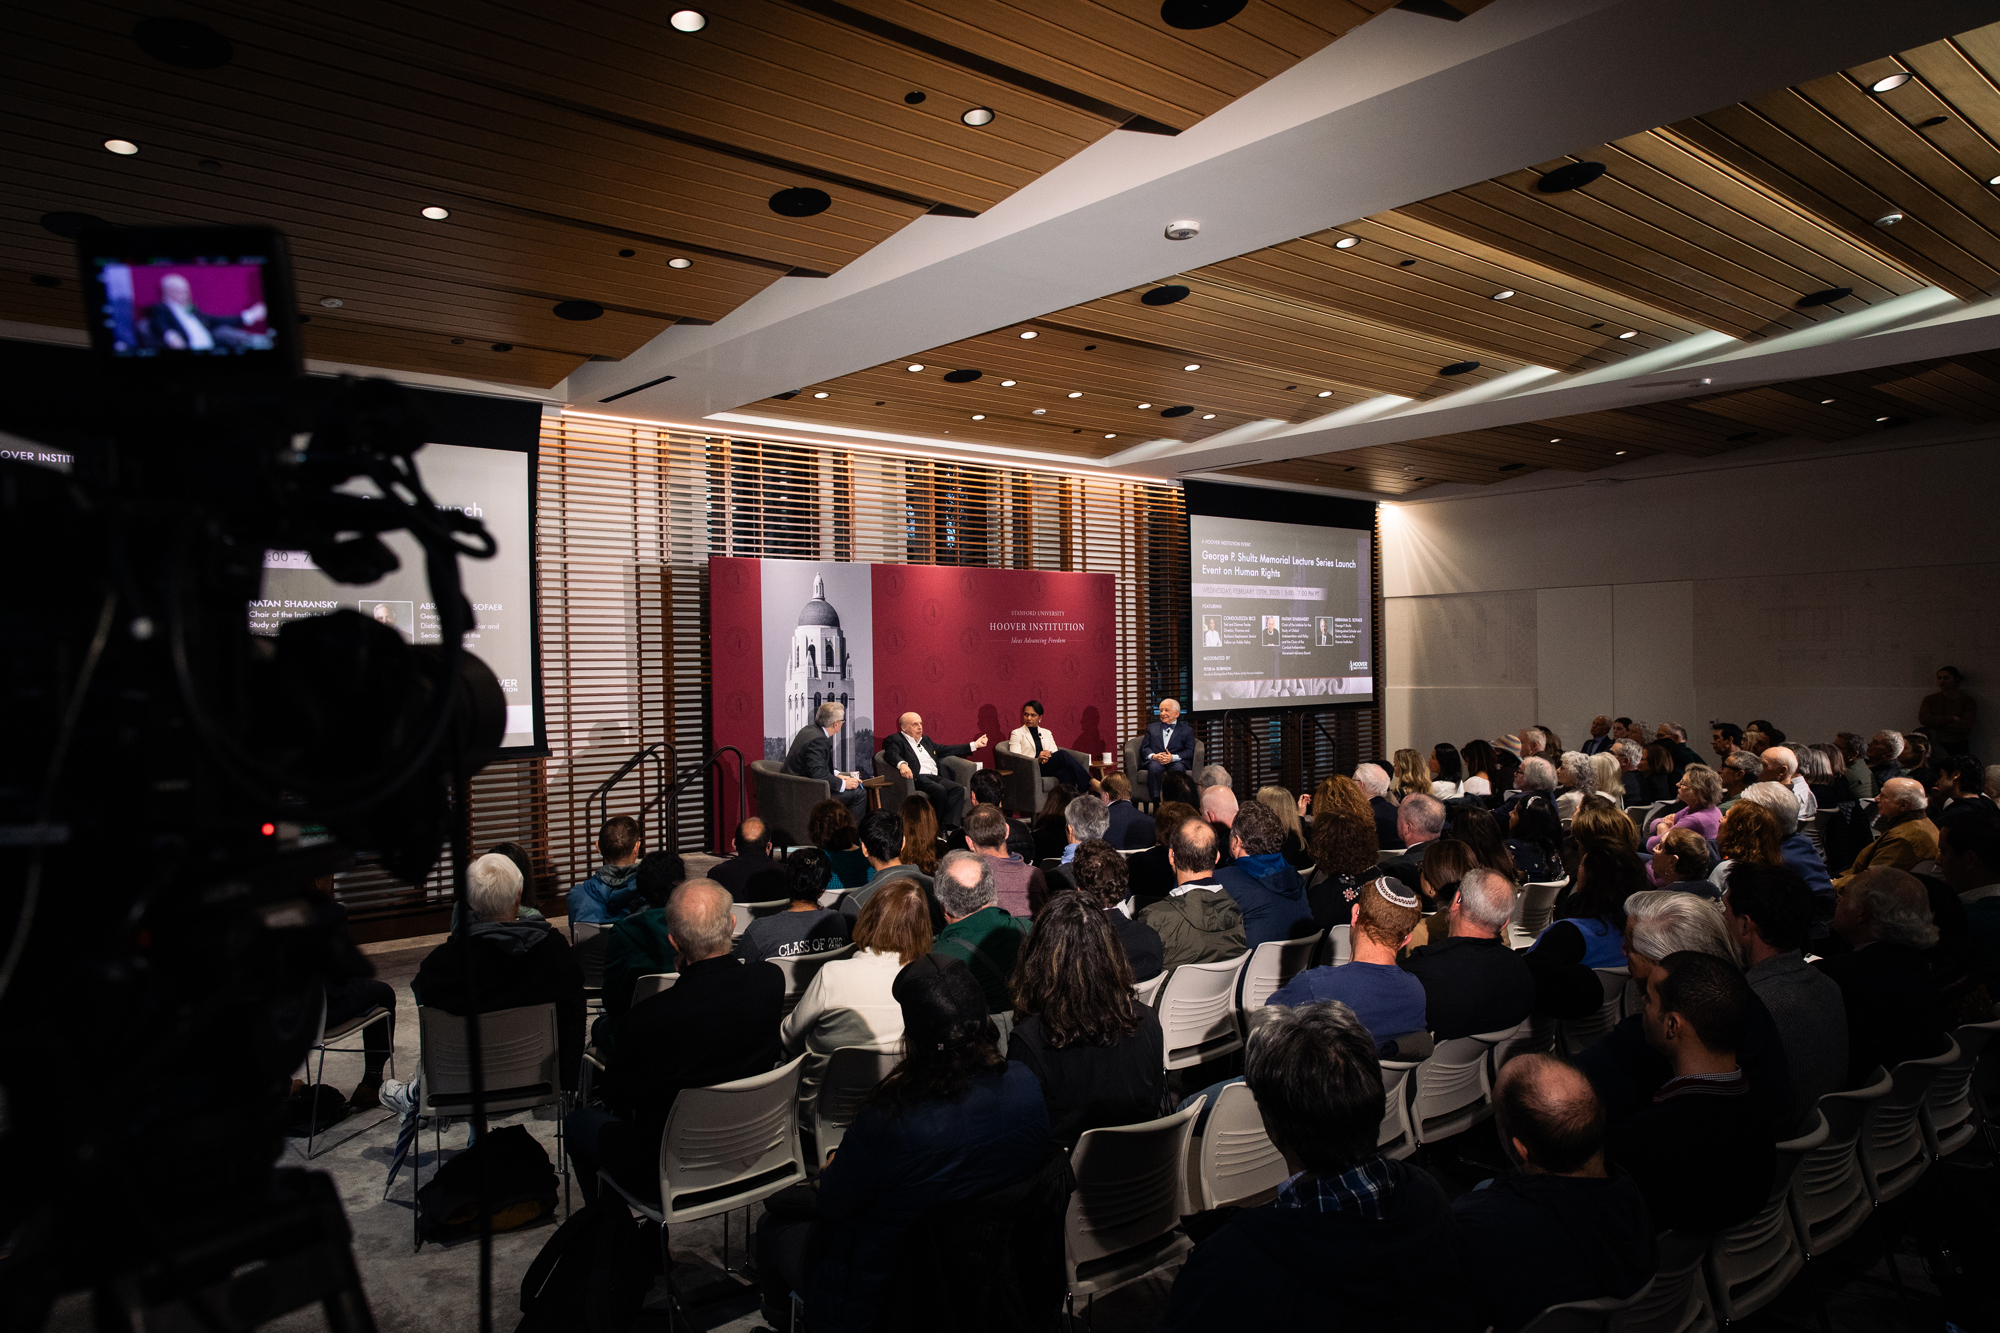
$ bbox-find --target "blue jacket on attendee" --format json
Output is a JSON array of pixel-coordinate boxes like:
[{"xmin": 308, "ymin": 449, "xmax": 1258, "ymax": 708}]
[
  {"xmin": 1779, "ymin": 832, "xmax": 1834, "ymax": 898},
  {"xmin": 567, "ymin": 862, "xmax": 644, "ymax": 924},
  {"xmin": 1215, "ymin": 852, "xmax": 1315, "ymax": 949},
  {"xmin": 1532, "ymin": 916, "xmax": 1626, "ymax": 969}
]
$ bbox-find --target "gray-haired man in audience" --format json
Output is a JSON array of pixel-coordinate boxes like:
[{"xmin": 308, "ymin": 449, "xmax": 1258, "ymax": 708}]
[
  {"xmin": 1355, "ymin": 761, "xmax": 1400, "ymax": 850},
  {"xmin": 1381, "ymin": 793, "xmax": 1446, "ymax": 892}
]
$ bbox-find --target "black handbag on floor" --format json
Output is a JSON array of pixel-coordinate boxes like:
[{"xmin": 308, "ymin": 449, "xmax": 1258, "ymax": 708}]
[
  {"xmin": 417, "ymin": 1123, "xmax": 558, "ymax": 1242},
  {"xmin": 517, "ymin": 1196, "xmax": 659, "ymax": 1333}
]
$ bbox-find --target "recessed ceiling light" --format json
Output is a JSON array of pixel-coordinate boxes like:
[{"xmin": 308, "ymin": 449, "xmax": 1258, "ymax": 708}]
[
  {"xmin": 668, "ymin": 257, "xmax": 693, "ymax": 269},
  {"xmin": 1874, "ymin": 212, "xmax": 1904, "ymax": 227},
  {"xmin": 669, "ymin": 9, "xmax": 707, "ymax": 32},
  {"xmin": 907, "ymin": 364, "xmax": 924, "ymax": 372},
  {"xmin": 1821, "ymin": 398, "xmax": 1836, "ymax": 404},
  {"xmin": 1870, "ymin": 71, "xmax": 1912, "ymax": 93},
  {"xmin": 319, "ymin": 297, "xmax": 343, "ymax": 308},
  {"xmin": 1615, "ymin": 450, "xmax": 1626, "ymax": 455},
  {"xmin": 1000, "ymin": 379, "xmax": 1017, "ymax": 386},
  {"xmin": 1549, "ymin": 438, "xmax": 1561, "ymax": 443},
  {"xmin": 1334, "ymin": 236, "xmax": 1358, "ymax": 249},
  {"xmin": 1032, "ymin": 408, "xmax": 1046, "ymax": 415},
  {"xmin": 961, "ymin": 107, "xmax": 995, "ymax": 127},
  {"xmin": 1201, "ymin": 414, "xmax": 1216, "ymax": 420},
  {"xmin": 420, "ymin": 206, "xmax": 450, "ymax": 220},
  {"xmin": 1492, "ymin": 289, "xmax": 1516, "ymax": 300},
  {"xmin": 1618, "ymin": 330, "xmax": 1638, "ymax": 339},
  {"xmin": 1183, "ymin": 363, "xmax": 1200, "ymax": 371},
  {"xmin": 1317, "ymin": 390, "xmax": 1333, "ymax": 398},
  {"xmin": 972, "ymin": 414, "xmax": 985, "ymax": 420},
  {"xmin": 1137, "ymin": 402, "xmax": 1152, "ymax": 409},
  {"xmin": 768, "ymin": 186, "xmax": 832, "ymax": 217},
  {"xmin": 1877, "ymin": 415, "xmax": 1892, "ymax": 422},
  {"xmin": 1105, "ymin": 433, "xmax": 1116, "ymax": 439},
  {"xmin": 1019, "ymin": 330, "xmax": 1037, "ymax": 339},
  {"xmin": 813, "ymin": 392, "xmax": 829, "ymax": 398},
  {"xmin": 1990, "ymin": 175, "xmax": 2000, "ymax": 186},
  {"xmin": 104, "ymin": 139, "xmax": 138, "ymax": 155},
  {"xmin": 1067, "ymin": 391, "xmax": 1083, "ymax": 398}
]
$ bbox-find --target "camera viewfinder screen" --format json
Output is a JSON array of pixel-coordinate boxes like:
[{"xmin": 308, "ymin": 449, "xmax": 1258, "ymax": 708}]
[{"xmin": 92, "ymin": 257, "xmax": 275, "ymax": 357}]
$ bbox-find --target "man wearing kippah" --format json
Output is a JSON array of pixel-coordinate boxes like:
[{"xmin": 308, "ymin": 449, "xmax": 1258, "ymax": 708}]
[{"xmin": 1268, "ymin": 876, "xmax": 1429, "ymax": 1050}]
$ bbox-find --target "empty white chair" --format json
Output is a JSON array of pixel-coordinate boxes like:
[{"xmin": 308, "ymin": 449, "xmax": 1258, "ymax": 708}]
[
  {"xmin": 1610, "ymin": 1229, "xmax": 1714, "ymax": 1332},
  {"xmin": 631, "ymin": 972, "xmax": 678, "ymax": 1005},
  {"xmin": 1237, "ymin": 931, "xmax": 1323, "ymax": 1017},
  {"xmin": 1923, "ymin": 1019, "xmax": 2000, "ymax": 1158},
  {"xmin": 1193, "ymin": 1082, "xmax": 1287, "ymax": 1210},
  {"xmin": 1376, "ymin": 1058, "xmax": 1418, "ymax": 1161},
  {"xmin": 1558, "ymin": 967, "xmax": 1629, "ymax": 1057},
  {"xmin": 1410, "ymin": 1029, "xmax": 1508, "ymax": 1145},
  {"xmin": 1859, "ymin": 1044, "xmax": 1953, "ymax": 1203},
  {"xmin": 414, "ymin": 1003, "xmax": 568, "ymax": 1242},
  {"xmin": 1704, "ymin": 1112, "xmax": 1824, "ymax": 1322},
  {"xmin": 809, "ymin": 1045, "xmax": 901, "ymax": 1160},
  {"xmin": 1157, "ymin": 954, "xmax": 1251, "ymax": 1071},
  {"xmin": 769, "ymin": 943, "xmax": 857, "ymax": 1017},
  {"xmin": 731, "ymin": 898, "xmax": 790, "ymax": 937},
  {"xmin": 1510, "ymin": 878, "xmax": 1567, "ymax": 949},
  {"xmin": 1790, "ymin": 1073, "xmax": 1890, "ymax": 1258},
  {"xmin": 1131, "ymin": 971, "xmax": 1167, "ymax": 1008},
  {"xmin": 1065, "ymin": 1099, "xmax": 1205, "ymax": 1315}
]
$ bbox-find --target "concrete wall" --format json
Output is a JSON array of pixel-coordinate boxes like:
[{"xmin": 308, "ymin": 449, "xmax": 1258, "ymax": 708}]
[{"xmin": 1380, "ymin": 426, "xmax": 2000, "ymax": 762}]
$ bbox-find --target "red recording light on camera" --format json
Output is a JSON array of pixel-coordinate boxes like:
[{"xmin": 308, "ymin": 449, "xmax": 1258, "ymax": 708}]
[{"xmin": 261, "ymin": 822, "xmax": 276, "ymax": 837}]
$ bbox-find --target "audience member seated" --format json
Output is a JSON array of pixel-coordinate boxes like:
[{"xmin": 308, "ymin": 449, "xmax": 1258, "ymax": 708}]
[
  {"xmin": 1269, "ymin": 877, "xmax": 1427, "ymax": 1052},
  {"xmin": 1612, "ymin": 739, "xmax": 1652, "ymax": 806},
  {"xmin": 1658, "ymin": 722, "xmax": 1705, "ymax": 777},
  {"xmin": 809, "ymin": 799, "xmax": 872, "ymax": 891},
  {"xmin": 1461, "ymin": 739, "xmax": 1498, "ymax": 797},
  {"xmin": 1216, "ymin": 798, "xmax": 1314, "ymax": 947},
  {"xmin": 1380, "ymin": 792, "xmax": 1446, "ymax": 892},
  {"xmin": 843, "ymin": 810, "xmax": 935, "ymax": 922},
  {"xmin": 1428, "ymin": 743, "xmax": 1465, "ymax": 800},
  {"xmin": 1391, "ymin": 748, "xmax": 1434, "ymax": 800},
  {"xmin": 1030, "ymin": 783, "xmax": 1079, "ymax": 864},
  {"xmin": 567, "ymin": 880, "xmax": 780, "ymax": 1203},
  {"xmin": 1901, "ymin": 733, "xmax": 1939, "ymax": 794},
  {"xmin": 1648, "ymin": 827, "xmax": 1713, "ymax": 890},
  {"xmin": 1834, "ymin": 777, "xmax": 1938, "ymax": 886},
  {"xmin": 757, "ymin": 955, "xmax": 1048, "ymax": 1331},
  {"xmin": 931, "ymin": 850, "xmax": 1031, "ymax": 1021},
  {"xmin": 1447, "ymin": 803, "xmax": 1519, "ymax": 877},
  {"xmin": 1498, "ymin": 756, "xmax": 1560, "ymax": 824},
  {"xmin": 1938, "ymin": 808, "xmax": 2000, "ymax": 992},
  {"xmin": 567, "ymin": 814, "xmax": 645, "ymax": 923},
  {"xmin": 1817, "ymin": 868, "xmax": 1950, "ymax": 1084},
  {"xmin": 1055, "ymin": 792, "xmax": 1110, "ymax": 880},
  {"xmin": 1733, "ymin": 781, "xmax": 1833, "ymax": 898},
  {"xmin": 1139, "ymin": 818, "xmax": 1247, "ymax": 974},
  {"xmin": 1402, "ymin": 867, "xmax": 1536, "ymax": 1040},
  {"xmin": 314, "ymin": 890, "xmax": 399, "ymax": 1112},
  {"xmin": 967, "ymin": 769, "xmax": 1036, "ymax": 859},
  {"xmin": 961, "ymin": 804, "xmax": 1047, "ymax": 918},
  {"xmin": 1590, "ymin": 751, "xmax": 1626, "ymax": 810},
  {"xmin": 1570, "ymin": 796, "xmax": 1641, "ymax": 859},
  {"xmin": 1354, "ymin": 762, "xmax": 1401, "ymax": 849},
  {"xmin": 1161, "ymin": 768, "xmax": 1202, "ymax": 809},
  {"xmin": 737, "ymin": 849, "xmax": 852, "ymax": 963},
  {"xmin": 1759, "ymin": 746, "xmax": 1818, "ymax": 823},
  {"xmin": 451, "ymin": 841, "xmax": 548, "ymax": 931},
  {"xmin": 710, "ymin": 817, "xmax": 786, "ymax": 902},
  {"xmin": 1718, "ymin": 751, "xmax": 1763, "ymax": 810},
  {"xmin": 1198, "ymin": 783, "xmax": 1239, "ymax": 850},
  {"xmin": 782, "ymin": 880, "xmax": 931, "ymax": 1113},
  {"xmin": 1835, "ymin": 731, "xmax": 1875, "ymax": 799},
  {"xmin": 1405, "ymin": 838, "xmax": 1474, "ymax": 953},
  {"xmin": 1867, "ymin": 729, "xmax": 1906, "ymax": 791},
  {"xmin": 1452, "ymin": 1056, "xmax": 1656, "ymax": 1333},
  {"xmin": 1555, "ymin": 751, "xmax": 1596, "ymax": 821},
  {"xmin": 1304, "ymin": 777, "xmax": 1381, "ymax": 926},
  {"xmin": 1606, "ymin": 951, "xmax": 1776, "ymax": 1234},
  {"xmin": 596, "ymin": 850, "xmax": 687, "ymax": 1053},
  {"xmin": 415, "ymin": 853, "xmax": 585, "ymax": 1091},
  {"xmin": 1102, "ymin": 773, "xmax": 1156, "ymax": 850},
  {"xmin": 1157, "ymin": 1002, "xmax": 1472, "ymax": 1331},
  {"xmin": 1126, "ymin": 799, "xmax": 1196, "ymax": 909},
  {"xmin": 1704, "ymin": 800, "xmax": 1784, "ymax": 898},
  {"xmin": 1722, "ymin": 862, "xmax": 1848, "ymax": 1130},
  {"xmin": 1256, "ymin": 785, "xmax": 1315, "ymax": 870},
  {"xmin": 1644, "ymin": 765, "xmax": 1722, "ymax": 851},
  {"xmin": 1070, "ymin": 838, "xmax": 1163, "ymax": 981},
  {"xmin": 898, "ymin": 794, "xmax": 942, "ymax": 877},
  {"xmin": 1506, "ymin": 794, "xmax": 1564, "ymax": 884},
  {"xmin": 1007, "ymin": 893, "xmax": 1167, "ymax": 1147},
  {"xmin": 1525, "ymin": 842, "xmax": 1640, "ymax": 1019}
]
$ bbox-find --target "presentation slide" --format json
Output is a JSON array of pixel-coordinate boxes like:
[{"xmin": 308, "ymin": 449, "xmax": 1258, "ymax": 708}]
[
  {"xmin": 1188, "ymin": 511, "xmax": 1373, "ymax": 708},
  {"xmin": 251, "ymin": 440, "xmax": 543, "ymax": 751}
]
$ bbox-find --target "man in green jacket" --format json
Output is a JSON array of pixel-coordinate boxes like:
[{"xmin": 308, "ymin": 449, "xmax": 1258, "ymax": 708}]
[
  {"xmin": 1140, "ymin": 817, "xmax": 1246, "ymax": 974},
  {"xmin": 595, "ymin": 850, "xmax": 686, "ymax": 1054},
  {"xmin": 933, "ymin": 849, "xmax": 1031, "ymax": 1019}
]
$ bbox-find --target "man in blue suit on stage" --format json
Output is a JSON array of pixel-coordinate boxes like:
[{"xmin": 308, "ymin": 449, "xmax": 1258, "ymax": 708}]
[{"xmin": 1143, "ymin": 697, "xmax": 1196, "ymax": 801}]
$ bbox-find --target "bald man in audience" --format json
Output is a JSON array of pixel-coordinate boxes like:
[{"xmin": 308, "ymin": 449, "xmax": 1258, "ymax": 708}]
[
  {"xmin": 1758, "ymin": 746, "xmax": 1817, "ymax": 821},
  {"xmin": 1835, "ymin": 777, "xmax": 1938, "ymax": 887},
  {"xmin": 1817, "ymin": 868, "xmax": 1950, "ymax": 1084},
  {"xmin": 1453, "ymin": 1056, "xmax": 1656, "ymax": 1333}
]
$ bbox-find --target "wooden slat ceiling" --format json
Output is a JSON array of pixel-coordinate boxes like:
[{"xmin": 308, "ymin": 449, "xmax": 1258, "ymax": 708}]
[
  {"xmin": 793, "ymin": 20, "xmax": 2000, "ymax": 494},
  {"xmin": 4, "ymin": 0, "xmax": 1387, "ymax": 386}
]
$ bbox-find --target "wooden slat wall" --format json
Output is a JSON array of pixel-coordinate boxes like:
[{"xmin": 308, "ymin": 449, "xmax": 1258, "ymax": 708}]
[{"xmin": 332, "ymin": 413, "xmax": 1384, "ymax": 930}]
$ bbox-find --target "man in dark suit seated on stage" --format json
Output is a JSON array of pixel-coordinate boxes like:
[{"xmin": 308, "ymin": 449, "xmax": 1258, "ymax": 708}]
[
  {"xmin": 1142, "ymin": 697, "xmax": 1196, "ymax": 801},
  {"xmin": 143, "ymin": 272, "xmax": 268, "ymax": 351},
  {"xmin": 709, "ymin": 817, "xmax": 787, "ymax": 902},
  {"xmin": 788, "ymin": 700, "xmax": 868, "ymax": 819},
  {"xmin": 882, "ymin": 711, "xmax": 986, "ymax": 829}
]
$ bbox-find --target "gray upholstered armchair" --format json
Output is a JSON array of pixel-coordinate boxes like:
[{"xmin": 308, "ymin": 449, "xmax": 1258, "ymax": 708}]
[
  {"xmin": 1123, "ymin": 732, "xmax": 1205, "ymax": 808},
  {"xmin": 750, "ymin": 759, "xmax": 831, "ymax": 847},
  {"xmin": 873, "ymin": 749, "xmax": 976, "ymax": 815},
  {"xmin": 993, "ymin": 740, "xmax": 1091, "ymax": 818}
]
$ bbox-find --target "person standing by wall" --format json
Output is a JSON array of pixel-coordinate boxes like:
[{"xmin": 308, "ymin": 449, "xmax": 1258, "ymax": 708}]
[{"xmin": 1921, "ymin": 666, "xmax": 1977, "ymax": 757}]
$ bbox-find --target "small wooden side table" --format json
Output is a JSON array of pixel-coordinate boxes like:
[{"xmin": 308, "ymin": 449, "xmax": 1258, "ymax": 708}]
[{"xmin": 860, "ymin": 775, "xmax": 893, "ymax": 811}]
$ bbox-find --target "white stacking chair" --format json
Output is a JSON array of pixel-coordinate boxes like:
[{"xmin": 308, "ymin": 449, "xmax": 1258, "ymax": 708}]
[
  {"xmin": 1510, "ymin": 878, "xmax": 1568, "ymax": 949},
  {"xmin": 631, "ymin": 972, "xmax": 678, "ymax": 1005},
  {"xmin": 769, "ymin": 942, "xmax": 856, "ymax": 1017},
  {"xmin": 1192, "ymin": 1081, "xmax": 1288, "ymax": 1210},
  {"xmin": 1312, "ymin": 924, "xmax": 1353, "ymax": 969},
  {"xmin": 1791, "ymin": 1073, "xmax": 1890, "ymax": 1258},
  {"xmin": 569, "ymin": 919, "xmax": 610, "ymax": 1002},
  {"xmin": 1376, "ymin": 1058, "xmax": 1419, "ymax": 1161},
  {"xmin": 1410, "ymin": 1028, "xmax": 1510, "ymax": 1145},
  {"xmin": 1704, "ymin": 1112, "xmax": 1824, "ymax": 1322},
  {"xmin": 1859, "ymin": 1045, "xmax": 1953, "ymax": 1203},
  {"xmin": 302, "ymin": 991, "xmax": 396, "ymax": 1159},
  {"xmin": 1558, "ymin": 967, "xmax": 1629, "ymax": 1057},
  {"xmin": 1131, "ymin": 971, "xmax": 1168, "ymax": 1008},
  {"xmin": 731, "ymin": 898, "xmax": 790, "ymax": 937},
  {"xmin": 599, "ymin": 1054, "xmax": 808, "ymax": 1276},
  {"xmin": 1490, "ymin": 1016, "xmax": 1554, "ymax": 1071},
  {"xmin": 1237, "ymin": 931, "xmax": 1323, "ymax": 1019},
  {"xmin": 1519, "ymin": 1283, "xmax": 1656, "ymax": 1333},
  {"xmin": 1065, "ymin": 1099, "xmax": 1205, "ymax": 1317},
  {"xmin": 1923, "ymin": 1019, "xmax": 2000, "ymax": 1158},
  {"xmin": 809, "ymin": 1045, "xmax": 901, "ymax": 1160},
  {"xmin": 1156, "ymin": 954, "xmax": 1251, "ymax": 1071},
  {"xmin": 1609, "ymin": 1229, "xmax": 1715, "ymax": 1333}
]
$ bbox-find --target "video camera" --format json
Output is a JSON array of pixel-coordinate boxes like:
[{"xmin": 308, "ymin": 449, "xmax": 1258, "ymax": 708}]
[{"xmin": 0, "ymin": 226, "xmax": 506, "ymax": 1327}]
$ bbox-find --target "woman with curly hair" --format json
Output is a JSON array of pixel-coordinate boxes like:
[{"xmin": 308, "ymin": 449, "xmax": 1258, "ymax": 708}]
[
  {"xmin": 1008, "ymin": 892, "xmax": 1167, "ymax": 1146},
  {"xmin": 1704, "ymin": 800, "xmax": 1783, "ymax": 893},
  {"xmin": 1644, "ymin": 764, "xmax": 1723, "ymax": 852},
  {"xmin": 1391, "ymin": 748, "xmax": 1433, "ymax": 799},
  {"xmin": 1554, "ymin": 751, "xmax": 1596, "ymax": 821},
  {"xmin": 809, "ymin": 798, "xmax": 870, "ymax": 890},
  {"xmin": 1305, "ymin": 775, "xmax": 1380, "ymax": 928}
]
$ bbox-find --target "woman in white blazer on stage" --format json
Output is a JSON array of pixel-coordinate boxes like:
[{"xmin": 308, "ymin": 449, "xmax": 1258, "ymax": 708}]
[{"xmin": 1005, "ymin": 699, "xmax": 1095, "ymax": 791}]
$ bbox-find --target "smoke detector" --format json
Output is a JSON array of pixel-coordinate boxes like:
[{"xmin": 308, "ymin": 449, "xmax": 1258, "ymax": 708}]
[{"xmin": 1164, "ymin": 219, "xmax": 1201, "ymax": 240}]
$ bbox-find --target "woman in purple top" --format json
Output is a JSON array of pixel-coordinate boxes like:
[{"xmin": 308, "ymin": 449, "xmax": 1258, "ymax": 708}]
[{"xmin": 1643, "ymin": 765, "xmax": 1722, "ymax": 853}]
